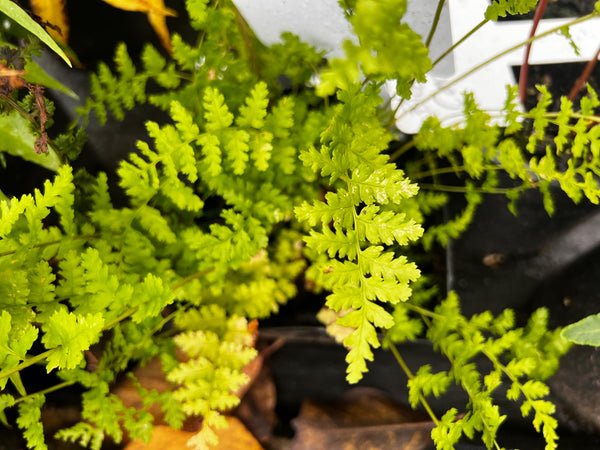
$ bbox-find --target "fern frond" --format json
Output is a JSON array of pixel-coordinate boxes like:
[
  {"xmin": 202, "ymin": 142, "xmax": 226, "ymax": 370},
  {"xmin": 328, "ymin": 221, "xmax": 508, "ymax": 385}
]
[
  {"xmin": 0, "ymin": 311, "xmax": 38, "ymax": 391},
  {"xmin": 79, "ymin": 44, "xmax": 147, "ymax": 125},
  {"xmin": 304, "ymin": 227, "xmax": 357, "ymax": 260},
  {"xmin": 55, "ymin": 422, "xmax": 105, "ymax": 450},
  {"xmin": 318, "ymin": 0, "xmax": 431, "ymax": 97},
  {"xmin": 485, "ymin": 0, "xmax": 539, "ymax": 20},
  {"xmin": 297, "ymin": 84, "xmax": 422, "ymax": 382},
  {"xmin": 296, "ymin": 190, "xmax": 355, "ymax": 228},
  {"xmin": 118, "ymin": 121, "xmax": 204, "ymax": 212},
  {"xmin": 408, "ymin": 365, "xmax": 452, "ymax": 408},
  {"xmin": 42, "ymin": 309, "xmax": 105, "ymax": 372},
  {"xmin": 236, "ymin": 81, "xmax": 269, "ymax": 129},
  {"xmin": 203, "ymin": 87, "xmax": 234, "ymax": 131},
  {"xmin": 17, "ymin": 394, "xmax": 46, "ymax": 450},
  {"xmin": 167, "ymin": 317, "xmax": 256, "ymax": 448},
  {"xmin": 395, "ymin": 292, "xmax": 571, "ymax": 450}
]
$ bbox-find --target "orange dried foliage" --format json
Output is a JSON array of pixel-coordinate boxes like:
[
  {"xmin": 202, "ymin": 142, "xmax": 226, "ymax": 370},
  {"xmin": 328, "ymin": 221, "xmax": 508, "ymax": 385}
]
[
  {"xmin": 29, "ymin": 0, "xmax": 176, "ymax": 54},
  {"xmin": 101, "ymin": 0, "xmax": 177, "ymax": 53},
  {"xmin": 30, "ymin": 0, "xmax": 69, "ymax": 44},
  {"xmin": 124, "ymin": 418, "xmax": 263, "ymax": 450},
  {"xmin": 291, "ymin": 388, "xmax": 434, "ymax": 450},
  {"xmin": 0, "ymin": 64, "xmax": 25, "ymax": 89}
]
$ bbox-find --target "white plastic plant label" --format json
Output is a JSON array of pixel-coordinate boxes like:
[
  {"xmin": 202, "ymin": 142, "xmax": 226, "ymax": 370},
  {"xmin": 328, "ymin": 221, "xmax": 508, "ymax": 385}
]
[
  {"xmin": 393, "ymin": 0, "xmax": 600, "ymax": 133},
  {"xmin": 232, "ymin": 0, "xmax": 453, "ymax": 72},
  {"xmin": 233, "ymin": 0, "xmax": 600, "ymax": 133}
]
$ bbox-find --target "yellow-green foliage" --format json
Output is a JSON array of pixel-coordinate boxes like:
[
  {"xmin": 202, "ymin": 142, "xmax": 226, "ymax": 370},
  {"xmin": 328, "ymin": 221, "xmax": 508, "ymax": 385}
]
[{"xmin": 0, "ymin": 0, "xmax": 597, "ymax": 449}]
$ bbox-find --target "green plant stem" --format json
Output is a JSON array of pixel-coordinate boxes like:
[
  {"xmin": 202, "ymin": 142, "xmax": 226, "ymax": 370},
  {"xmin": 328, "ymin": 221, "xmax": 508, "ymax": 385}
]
[
  {"xmin": 419, "ymin": 183, "xmax": 515, "ymax": 194},
  {"xmin": 410, "ymin": 108, "xmax": 600, "ymax": 136},
  {"xmin": 386, "ymin": 92, "xmax": 411, "ymax": 130},
  {"xmin": 398, "ymin": 13, "xmax": 598, "ymax": 120},
  {"xmin": 170, "ymin": 269, "xmax": 214, "ymax": 291},
  {"xmin": 233, "ymin": 3, "xmax": 260, "ymax": 78},
  {"xmin": 480, "ymin": 347, "xmax": 549, "ymax": 442},
  {"xmin": 411, "ymin": 164, "xmax": 505, "ymax": 180},
  {"xmin": 411, "ymin": 166, "xmax": 464, "ymax": 180},
  {"xmin": 540, "ymin": 111, "xmax": 600, "ymax": 123},
  {"xmin": 389, "ymin": 136, "xmax": 422, "ymax": 161},
  {"xmin": 386, "ymin": 14, "xmax": 486, "ymax": 130},
  {"xmin": 152, "ymin": 311, "xmax": 178, "ymax": 335},
  {"xmin": 387, "ymin": 341, "xmax": 440, "ymax": 427},
  {"xmin": 0, "ymin": 233, "xmax": 99, "ymax": 258},
  {"xmin": 404, "ymin": 302, "xmax": 442, "ymax": 321},
  {"xmin": 103, "ymin": 308, "xmax": 137, "ymax": 331},
  {"xmin": 425, "ymin": 0, "xmax": 446, "ymax": 47},
  {"xmin": 0, "ymin": 348, "xmax": 58, "ymax": 382},
  {"xmin": 432, "ymin": 18, "xmax": 488, "ymax": 68},
  {"xmin": 13, "ymin": 380, "xmax": 75, "ymax": 405}
]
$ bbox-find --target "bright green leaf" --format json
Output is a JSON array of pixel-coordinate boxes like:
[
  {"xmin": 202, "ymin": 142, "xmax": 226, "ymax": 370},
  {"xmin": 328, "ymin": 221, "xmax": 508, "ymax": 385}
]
[
  {"xmin": 0, "ymin": 111, "xmax": 61, "ymax": 171},
  {"xmin": 561, "ymin": 313, "xmax": 600, "ymax": 345},
  {"xmin": 23, "ymin": 60, "xmax": 77, "ymax": 98},
  {"xmin": 42, "ymin": 310, "xmax": 105, "ymax": 372}
]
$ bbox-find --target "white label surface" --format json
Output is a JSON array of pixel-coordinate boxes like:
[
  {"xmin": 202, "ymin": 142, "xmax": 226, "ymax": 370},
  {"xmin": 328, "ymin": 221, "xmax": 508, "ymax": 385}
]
[{"xmin": 233, "ymin": 0, "xmax": 600, "ymax": 133}]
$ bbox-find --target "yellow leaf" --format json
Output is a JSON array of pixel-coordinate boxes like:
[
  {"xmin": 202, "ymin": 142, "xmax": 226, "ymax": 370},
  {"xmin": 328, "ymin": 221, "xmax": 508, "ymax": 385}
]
[
  {"xmin": 30, "ymin": 0, "xmax": 69, "ymax": 44},
  {"xmin": 101, "ymin": 0, "xmax": 177, "ymax": 53},
  {"xmin": 147, "ymin": 9, "xmax": 173, "ymax": 53}
]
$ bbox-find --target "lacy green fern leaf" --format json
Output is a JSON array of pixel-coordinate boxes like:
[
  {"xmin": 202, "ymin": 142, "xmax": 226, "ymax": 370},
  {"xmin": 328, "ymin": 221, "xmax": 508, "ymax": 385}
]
[
  {"xmin": 1, "ymin": 2, "xmax": 592, "ymax": 450},
  {"xmin": 318, "ymin": 0, "xmax": 431, "ymax": 97},
  {"xmin": 167, "ymin": 317, "xmax": 256, "ymax": 449},
  {"xmin": 393, "ymin": 292, "xmax": 570, "ymax": 450},
  {"xmin": 297, "ymin": 84, "xmax": 422, "ymax": 382},
  {"xmin": 42, "ymin": 309, "xmax": 105, "ymax": 372},
  {"xmin": 485, "ymin": 0, "xmax": 539, "ymax": 20},
  {"xmin": 55, "ymin": 422, "xmax": 104, "ymax": 450},
  {"xmin": 237, "ymin": 81, "xmax": 269, "ymax": 129},
  {"xmin": 17, "ymin": 394, "xmax": 46, "ymax": 450},
  {"xmin": 0, "ymin": 311, "xmax": 38, "ymax": 392}
]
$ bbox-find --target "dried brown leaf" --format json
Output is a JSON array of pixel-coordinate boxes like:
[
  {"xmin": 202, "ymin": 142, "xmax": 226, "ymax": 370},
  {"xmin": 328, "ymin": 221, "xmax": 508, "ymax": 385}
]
[
  {"xmin": 236, "ymin": 364, "xmax": 278, "ymax": 445},
  {"xmin": 101, "ymin": 0, "xmax": 177, "ymax": 53},
  {"xmin": 124, "ymin": 417, "xmax": 263, "ymax": 450},
  {"xmin": 291, "ymin": 388, "xmax": 434, "ymax": 450}
]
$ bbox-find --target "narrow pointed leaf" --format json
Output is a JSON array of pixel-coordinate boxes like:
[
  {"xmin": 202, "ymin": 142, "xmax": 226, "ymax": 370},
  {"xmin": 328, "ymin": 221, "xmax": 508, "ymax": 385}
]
[
  {"xmin": 562, "ymin": 313, "xmax": 600, "ymax": 345},
  {"xmin": 0, "ymin": 0, "xmax": 71, "ymax": 66}
]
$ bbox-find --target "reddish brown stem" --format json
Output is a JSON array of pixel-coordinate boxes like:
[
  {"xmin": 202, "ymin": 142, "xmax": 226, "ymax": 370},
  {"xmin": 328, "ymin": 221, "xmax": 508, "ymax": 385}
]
[
  {"xmin": 568, "ymin": 44, "xmax": 600, "ymax": 101},
  {"xmin": 519, "ymin": 0, "xmax": 549, "ymax": 104}
]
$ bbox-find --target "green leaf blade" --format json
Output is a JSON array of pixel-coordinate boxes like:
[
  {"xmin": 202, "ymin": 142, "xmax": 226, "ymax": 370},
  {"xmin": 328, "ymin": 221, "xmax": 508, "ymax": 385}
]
[
  {"xmin": 561, "ymin": 313, "xmax": 600, "ymax": 345},
  {"xmin": 0, "ymin": 111, "xmax": 61, "ymax": 172},
  {"xmin": 0, "ymin": 0, "xmax": 71, "ymax": 67}
]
